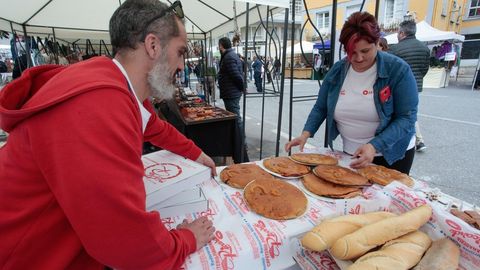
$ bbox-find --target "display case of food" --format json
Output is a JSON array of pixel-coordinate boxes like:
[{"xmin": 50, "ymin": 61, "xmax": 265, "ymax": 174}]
[{"xmin": 174, "ymin": 87, "xmax": 236, "ymax": 125}]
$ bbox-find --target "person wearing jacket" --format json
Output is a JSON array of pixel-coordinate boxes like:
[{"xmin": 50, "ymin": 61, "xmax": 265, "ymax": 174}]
[
  {"xmin": 389, "ymin": 19, "xmax": 430, "ymax": 152},
  {"xmin": 218, "ymin": 37, "xmax": 249, "ymax": 162},
  {"xmin": 285, "ymin": 12, "xmax": 418, "ymax": 174},
  {"xmin": 0, "ymin": 1, "xmax": 216, "ymax": 269},
  {"xmin": 252, "ymin": 55, "xmax": 263, "ymax": 92}
]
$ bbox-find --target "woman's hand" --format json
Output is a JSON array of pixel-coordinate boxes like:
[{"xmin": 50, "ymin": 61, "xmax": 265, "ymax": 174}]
[
  {"xmin": 285, "ymin": 131, "xmax": 311, "ymax": 152},
  {"xmin": 349, "ymin": 143, "xmax": 376, "ymax": 169}
]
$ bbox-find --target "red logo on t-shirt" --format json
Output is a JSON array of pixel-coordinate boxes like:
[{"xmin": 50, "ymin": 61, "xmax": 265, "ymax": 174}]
[
  {"xmin": 340, "ymin": 89, "xmax": 346, "ymax": 96},
  {"xmin": 362, "ymin": 90, "xmax": 369, "ymax": 95}
]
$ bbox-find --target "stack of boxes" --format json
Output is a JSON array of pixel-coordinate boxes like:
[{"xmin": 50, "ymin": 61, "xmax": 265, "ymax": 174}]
[{"xmin": 142, "ymin": 150, "xmax": 210, "ymax": 218}]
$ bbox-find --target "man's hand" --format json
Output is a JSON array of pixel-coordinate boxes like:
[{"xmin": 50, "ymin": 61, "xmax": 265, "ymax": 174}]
[
  {"xmin": 195, "ymin": 151, "xmax": 217, "ymax": 176},
  {"xmin": 349, "ymin": 143, "xmax": 376, "ymax": 169},
  {"xmin": 284, "ymin": 131, "xmax": 310, "ymax": 152},
  {"xmin": 177, "ymin": 216, "xmax": 215, "ymax": 251}
]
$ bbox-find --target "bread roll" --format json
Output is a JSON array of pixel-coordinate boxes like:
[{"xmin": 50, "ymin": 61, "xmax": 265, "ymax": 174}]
[
  {"xmin": 348, "ymin": 231, "xmax": 432, "ymax": 270},
  {"xmin": 301, "ymin": 211, "xmax": 396, "ymax": 252},
  {"xmin": 413, "ymin": 238, "xmax": 460, "ymax": 270},
  {"xmin": 330, "ymin": 204, "xmax": 432, "ymax": 260}
]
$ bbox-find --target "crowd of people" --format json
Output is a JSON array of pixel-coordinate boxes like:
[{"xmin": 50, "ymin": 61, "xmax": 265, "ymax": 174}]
[{"xmin": 0, "ymin": 0, "xmax": 435, "ymax": 267}]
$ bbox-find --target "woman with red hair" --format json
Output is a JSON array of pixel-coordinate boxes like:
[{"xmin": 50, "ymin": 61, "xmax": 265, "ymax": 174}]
[{"xmin": 286, "ymin": 12, "xmax": 418, "ymax": 174}]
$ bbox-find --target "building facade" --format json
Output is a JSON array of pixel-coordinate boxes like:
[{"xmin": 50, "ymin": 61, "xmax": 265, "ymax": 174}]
[{"xmin": 302, "ymin": 0, "xmax": 479, "ymax": 64}]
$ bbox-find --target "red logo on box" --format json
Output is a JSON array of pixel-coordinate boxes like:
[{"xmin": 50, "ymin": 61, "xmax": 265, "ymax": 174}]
[{"xmin": 144, "ymin": 163, "xmax": 182, "ymax": 183}]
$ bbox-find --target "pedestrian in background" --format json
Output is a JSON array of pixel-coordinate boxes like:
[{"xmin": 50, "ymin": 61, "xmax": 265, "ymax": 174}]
[
  {"xmin": 252, "ymin": 55, "xmax": 263, "ymax": 92},
  {"xmin": 389, "ymin": 19, "xmax": 430, "ymax": 152}
]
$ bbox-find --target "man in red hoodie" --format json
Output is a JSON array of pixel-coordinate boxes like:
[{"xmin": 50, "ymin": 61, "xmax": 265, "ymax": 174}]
[{"xmin": 0, "ymin": 0, "xmax": 217, "ymax": 269}]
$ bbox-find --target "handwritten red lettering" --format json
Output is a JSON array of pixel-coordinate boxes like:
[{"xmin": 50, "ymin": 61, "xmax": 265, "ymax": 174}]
[
  {"xmin": 349, "ymin": 205, "xmax": 361, "ymax": 215},
  {"xmin": 144, "ymin": 163, "xmax": 182, "ymax": 183},
  {"xmin": 214, "ymin": 231, "xmax": 237, "ymax": 270}
]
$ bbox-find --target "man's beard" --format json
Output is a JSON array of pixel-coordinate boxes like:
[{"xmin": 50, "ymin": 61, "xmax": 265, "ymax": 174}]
[{"xmin": 147, "ymin": 51, "xmax": 177, "ymax": 100}]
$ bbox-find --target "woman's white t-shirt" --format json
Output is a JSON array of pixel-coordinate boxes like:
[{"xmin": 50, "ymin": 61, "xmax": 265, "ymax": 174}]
[{"xmin": 334, "ymin": 63, "xmax": 415, "ymax": 156}]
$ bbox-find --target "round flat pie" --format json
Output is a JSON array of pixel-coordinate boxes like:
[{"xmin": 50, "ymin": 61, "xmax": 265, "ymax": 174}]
[
  {"xmin": 357, "ymin": 165, "xmax": 414, "ymax": 188},
  {"xmin": 302, "ymin": 173, "xmax": 362, "ymax": 198},
  {"xmin": 313, "ymin": 164, "xmax": 369, "ymax": 186},
  {"xmin": 290, "ymin": 153, "xmax": 338, "ymax": 166},
  {"xmin": 244, "ymin": 178, "xmax": 307, "ymax": 220},
  {"xmin": 219, "ymin": 163, "xmax": 274, "ymax": 189},
  {"xmin": 263, "ymin": 157, "xmax": 310, "ymax": 177}
]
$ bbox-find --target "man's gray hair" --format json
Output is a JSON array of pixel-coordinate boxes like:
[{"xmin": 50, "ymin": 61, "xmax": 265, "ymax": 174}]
[
  {"xmin": 109, "ymin": 0, "xmax": 183, "ymax": 56},
  {"xmin": 399, "ymin": 20, "xmax": 416, "ymax": 37}
]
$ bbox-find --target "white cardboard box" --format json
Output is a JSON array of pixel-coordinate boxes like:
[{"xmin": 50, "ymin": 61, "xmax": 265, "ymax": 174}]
[
  {"xmin": 147, "ymin": 187, "xmax": 208, "ymax": 218},
  {"xmin": 142, "ymin": 150, "xmax": 210, "ymax": 207}
]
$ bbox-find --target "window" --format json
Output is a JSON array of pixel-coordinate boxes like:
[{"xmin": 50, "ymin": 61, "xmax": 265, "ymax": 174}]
[
  {"xmin": 469, "ymin": 0, "xmax": 480, "ymax": 17},
  {"xmin": 383, "ymin": 0, "xmax": 404, "ymax": 26},
  {"xmin": 316, "ymin": 12, "xmax": 330, "ymax": 31},
  {"xmin": 290, "ymin": 0, "xmax": 303, "ymax": 14},
  {"xmin": 442, "ymin": 0, "xmax": 448, "ymax": 16},
  {"xmin": 346, "ymin": 4, "xmax": 361, "ymax": 19}
]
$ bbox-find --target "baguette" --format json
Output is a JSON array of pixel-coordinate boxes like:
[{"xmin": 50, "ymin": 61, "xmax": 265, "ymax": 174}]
[
  {"xmin": 301, "ymin": 211, "xmax": 396, "ymax": 252},
  {"xmin": 348, "ymin": 231, "xmax": 432, "ymax": 270},
  {"xmin": 413, "ymin": 238, "xmax": 460, "ymax": 270},
  {"xmin": 330, "ymin": 204, "xmax": 432, "ymax": 260}
]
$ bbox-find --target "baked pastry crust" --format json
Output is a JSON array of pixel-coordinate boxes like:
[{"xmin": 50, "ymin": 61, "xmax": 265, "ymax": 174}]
[
  {"xmin": 244, "ymin": 178, "xmax": 307, "ymax": 220},
  {"xmin": 357, "ymin": 165, "xmax": 414, "ymax": 187},
  {"xmin": 219, "ymin": 163, "xmax": 274, "ymax": 188},
  {"xmin": 302, "ymin": 173, "xmax": 362, "ymax": 198},
  {"xmin": 290, "ymin": 153, "xmax": 338, "ymax": 166},
  {"xmin": 263, "ymin": 157, "xmax": 310, "ymax": 177},
  {"xmin": 313, "ymin": 164, "xmax": 369, "ymax": 186}
]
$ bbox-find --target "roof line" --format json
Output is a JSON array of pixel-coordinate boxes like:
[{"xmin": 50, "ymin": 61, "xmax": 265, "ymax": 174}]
[
  {"xmin": 24, "ymin": 0, "xmax": 55, "ymax": 25},
  {"xmin": 197, "ymin": 0, "xmax": 232, "ymax": 20},
  {"xmin": 208, "ymin": 5, "xmax": 281, "ymax": 34},
  {"xmin": 163, "ymin": 0, "xmax": 206, "ymax": 33}
]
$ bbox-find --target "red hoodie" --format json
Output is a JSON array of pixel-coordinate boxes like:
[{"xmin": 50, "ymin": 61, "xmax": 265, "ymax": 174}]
[{"xmin": 0, "ymin": 57, "xmax": 202, "ymax": 269}]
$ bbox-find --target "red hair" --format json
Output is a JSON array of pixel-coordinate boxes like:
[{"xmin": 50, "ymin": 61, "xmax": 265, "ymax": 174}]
[{"xmin": 339, "ymin": 12, "xmax": 380, "ymax": 59}]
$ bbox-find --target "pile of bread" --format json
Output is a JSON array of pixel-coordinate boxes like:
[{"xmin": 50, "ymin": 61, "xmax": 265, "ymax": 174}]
[{"xmin": 301, "ymin": 204, "xmax": 460, "ymax": 270}]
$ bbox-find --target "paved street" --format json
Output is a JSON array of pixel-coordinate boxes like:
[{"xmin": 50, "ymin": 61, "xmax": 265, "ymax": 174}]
[{"xmin": 213, "ymin": 78, "xmax": 480, "ymax": 206}]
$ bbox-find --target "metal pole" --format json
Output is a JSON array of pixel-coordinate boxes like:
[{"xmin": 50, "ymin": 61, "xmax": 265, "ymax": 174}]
[
  {"xmin": 262, "ymin": 6, "xmax": 270, "ymax": 92},
  {"xmin": 52, "ymin": 27, "xmax": 59, "ymax": 64},
  {"xmin": 242, "ymin": 3, "xmax": 250, "ymax": 162},
  {"xmin": 375, "ymin": 0, "xmax": 380, "ymax": 20},
  {"xmin": 330, "ymin": 0, "xmax": 337, "ymax": 67},
  {"xmin": 275, "ymin": 7, "xmax": 290, "ymax": 156},
  {"xmin": 325, "ymin": 0, "xmax": 338, "ymax": 147},
  {"xmin": 288, "ymin": 0, "xmax": 296, "ymax": 153},
  {"xmin": 200, "ymin": 38, "xmax": 207, "ymax": 103},
  {"xmin": 260, "ymin": 5, "xmax": 270, "ymax": 159},
  {"xmin": 22, "ymin": 24, "xmax": 32, "ymax": 68}
]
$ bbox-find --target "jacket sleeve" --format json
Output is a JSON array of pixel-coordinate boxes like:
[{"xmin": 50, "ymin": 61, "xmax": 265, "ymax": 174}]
[
  {"xmin": 369, "ymin": 66, "xmax": 418, "ymax": 154},
  {"xmin": 419, "ymin": 49, "xmax": 430, "ymax": 78},
  {"xmin": 30, "ymin": 89, "xmax": 197, "ymax": 270},
  {"xmin": 143, "ymin": 101, "xmax": 202, "ymax": 161},
  {"xmin": 303, "ymin": 79, "xmax": 329, "ymax": 137}
]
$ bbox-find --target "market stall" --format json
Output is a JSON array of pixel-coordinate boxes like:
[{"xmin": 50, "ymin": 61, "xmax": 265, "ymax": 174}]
[
  {"xmin": 159, "ymin": 87, "xmax": 246, "ymax": 163},
  {"xmin": 385, "ymin": 21, "xmax": 465, "ymax": 88},
  {"xmin": 285, "ymin": 41, "xmax": 314, "ymax": 79},
  {"xmin": 161, "ymin": 148, "xmax": 479, "ymax": 270}
]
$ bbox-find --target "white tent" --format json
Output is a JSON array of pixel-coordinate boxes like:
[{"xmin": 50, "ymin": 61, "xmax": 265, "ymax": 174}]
[
  {"xmin": 0, "ymin": 0, "xmax": 289, "ymax": 45},
  {"xmin": 385, "ymin": 20, "xmax": 465, "ymax": 45},
  {"xmin": 286, "ymin": 41, "xmax": 314, "ymax": 55}
]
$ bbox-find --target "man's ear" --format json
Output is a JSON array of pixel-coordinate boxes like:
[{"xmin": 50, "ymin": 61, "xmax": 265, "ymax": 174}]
[{"xmin": 144, "ymin": 33, "xmax": 160, "ymax": 59}]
